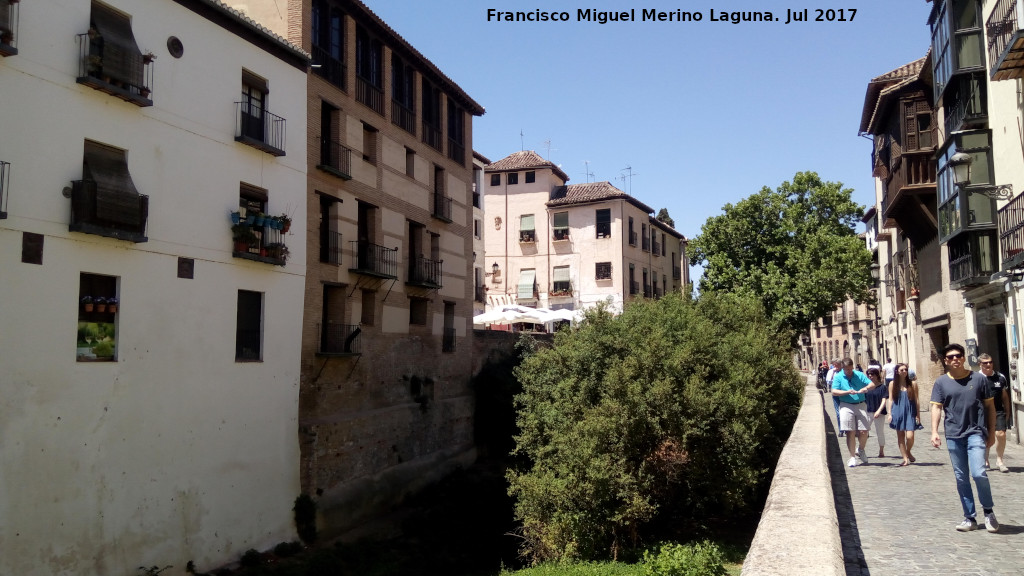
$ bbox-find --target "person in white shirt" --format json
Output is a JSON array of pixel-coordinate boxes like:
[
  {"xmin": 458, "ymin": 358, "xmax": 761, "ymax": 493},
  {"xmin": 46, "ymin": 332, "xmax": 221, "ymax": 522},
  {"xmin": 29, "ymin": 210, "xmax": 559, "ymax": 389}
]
[{"xmin": 882, "ymin": 357, "xmax": 896, "ymax": 385}]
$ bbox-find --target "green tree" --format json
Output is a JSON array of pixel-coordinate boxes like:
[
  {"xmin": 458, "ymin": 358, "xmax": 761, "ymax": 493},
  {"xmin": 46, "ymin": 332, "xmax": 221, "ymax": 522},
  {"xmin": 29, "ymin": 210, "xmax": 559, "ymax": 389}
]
[
  {"xmin": 656, "ymin": 208, "xmax": 675, "ymax": 228},
  {"xmin": 689, "ymin": 171, "xmax": 872, "ymax": 341},
  {"xmin": 508, "ymin": 293, "xmax": 801, "ymax": 563}
]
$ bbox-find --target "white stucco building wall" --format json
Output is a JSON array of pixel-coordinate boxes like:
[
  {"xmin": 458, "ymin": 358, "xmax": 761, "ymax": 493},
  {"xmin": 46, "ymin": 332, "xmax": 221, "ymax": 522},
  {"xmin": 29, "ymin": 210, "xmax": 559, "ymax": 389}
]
[{"xmin": 0, "ymin": 1, "xmax": 308, "ymax": 574}]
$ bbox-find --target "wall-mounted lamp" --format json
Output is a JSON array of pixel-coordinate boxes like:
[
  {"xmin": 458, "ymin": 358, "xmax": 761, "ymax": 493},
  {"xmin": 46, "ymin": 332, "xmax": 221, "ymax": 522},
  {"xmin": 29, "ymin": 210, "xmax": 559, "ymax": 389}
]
[{"xmin": 950, "ymin": 151, "xmax": 1013, "ymax": 200}]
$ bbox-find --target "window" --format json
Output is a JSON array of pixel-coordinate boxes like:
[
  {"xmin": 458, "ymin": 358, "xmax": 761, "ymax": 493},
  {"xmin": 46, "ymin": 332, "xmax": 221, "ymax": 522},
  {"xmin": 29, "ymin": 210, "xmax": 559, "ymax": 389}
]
[
  {"xmin": 519, "ymin": 214, "xmax": 536, "ymax": 242},
  {"xmin": 233, "ymin": 183, "xmax": 274, "ymax": 260},
  {"xmin": 552, "ymin": 266, "xmax": 571, "ymax": 294},
  {"xmin": 937, "ymin": 130, "xmax": 994, "ymax": 243},
  {"xmin": 319, "ymin": 193, "xmax": 342, "ymax": 264},
  {"xmin": 361, "ymin": 289, "xmax": 376, "ymax": 325},
  {"xmin": 409, "ymin": 297, "xmax": 428, "ymax": 326},
  {"xmin": 474, "ymin": 218, "xmax": 481, "ymax": 239},
  {"xmin": 311, "ymin": 0, "xmax": 345, "ymax": 89},
  {"xmin": 629, "ymin": 263, "xmax": 636, "ymax": 295},
  {"xmin": 1, "ymin": 0, "xmax": 20, "ymax": 56},
  {"xmin": 508, "ymin": 172, "xmax": 519, "ymax": 185},
  {"xmin": 362, "ymin": 122, "xmax": 377, "ymax": 163},
  {"xmin": 662, "ymin": 233, "xmax": 667, "ymax": 256},
  {"xmin": 628, "ymin": 217, "xmax": 636, "ymax": 246},
  {"xmin": 77, "ymin": 273, "xmax": 118, "ymax": 362},
  {"xmin": 641, "ymin": 223, "xmax": 649, "ymax": 250},
  {"xmin": 422, "ymin": 78, "xmax": 442, "ymax": 149},
  {"xmin": 236, "ymin": 290, "xmax": 262, "ymax": 361},
  {"xmin": 525, "ymin": 171, "xmax": 536, "ymax": 183},
  {"xmin": 448, "ymin": 100, "xmax": 465, "ymax": 164},
  {"xmin": 355, "ymin": 24, "xmax": 383, "ymax": 114},
  {"xmin": 320, "ymin": 284, "xmax": 359, "ymax": 354},
  {"xmin": 318, "ymin": 101, "xmax": 351, "ymax": 179},
  {"xmin": 518, "ymin": 269, "xmax": 537, "ymax": 301},
  {"xmin": 596, "ymin": 208, "xmax": 611, "ymax": 238},
  {"xmin": 596, "ymin": 262, "xmax": 612, "ymax": 280},
  {"xmin": 236, "ymin": 71, "xmax": 285, "ymax": 156},
  {"xmin": 406, "ymin": 147, "xmax": 415, "ymax": 177},
  {"xmin": 553, "ymin": 211, "xmax": 569, "ymax": 241},
  {"xmin": 490, "ymin": 173, "xmax": 500, "ymax": 186},
  {"xmin": 79, "ymin": 2, "xmax": 150, "ymax": 105},
  {"xmin": 442, "ymin": 302, "xmax": 456, "ymax": 353},
  {"xmin": 72, "ymin": 140, "xmax": 148, "ymax": 242},
  {"xmin": 392, "ymin": 53, "xmax": 416, "ymax": 133}
]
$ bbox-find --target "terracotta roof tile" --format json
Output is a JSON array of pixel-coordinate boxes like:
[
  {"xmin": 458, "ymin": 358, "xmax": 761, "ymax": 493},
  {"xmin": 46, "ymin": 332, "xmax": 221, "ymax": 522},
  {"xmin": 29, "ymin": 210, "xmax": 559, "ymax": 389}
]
[
  {"xmin": 486, "ymin": 151, "xmax": 569, "ymax": 182},
  {"xmin": 546, "ymin": 181, "xmax": 654, "ymax": 214},
  {"xmin": 859, "ymin": 52, "xmax": 930, "ymax": 134}
]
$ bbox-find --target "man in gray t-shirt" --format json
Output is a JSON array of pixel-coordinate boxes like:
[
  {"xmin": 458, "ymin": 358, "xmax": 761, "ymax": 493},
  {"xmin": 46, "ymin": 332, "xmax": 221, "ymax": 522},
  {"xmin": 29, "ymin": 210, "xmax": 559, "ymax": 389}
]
[{"xmin": 930, "ymin": 343, "xmax": 997, "ymax": 533}]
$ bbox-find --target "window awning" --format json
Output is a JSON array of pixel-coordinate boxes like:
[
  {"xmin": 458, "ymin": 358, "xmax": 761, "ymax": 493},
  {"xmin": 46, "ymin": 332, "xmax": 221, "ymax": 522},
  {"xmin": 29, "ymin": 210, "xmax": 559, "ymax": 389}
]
[
  {"xmin": 518, "ymin": 269, "xmax": 536, "ymax": 300},
  {"xmin": 520, "ymin": 214, "xmax": 535, "ymax": 231},
  {"xmin": 553, "ymin": 266, "xmax": 570, "ymax": 283},
  {"xmin": 83, "ymin": 141, "xmax": 143, "ymax": 227},
  {"xmin": 91, "ymin": 2, "xmax": 143, "ymax": 88}
]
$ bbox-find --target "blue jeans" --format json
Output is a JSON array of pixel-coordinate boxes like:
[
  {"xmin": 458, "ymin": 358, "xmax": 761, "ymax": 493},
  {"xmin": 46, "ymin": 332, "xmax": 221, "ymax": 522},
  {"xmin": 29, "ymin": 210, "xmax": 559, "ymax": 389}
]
[{"xmin": 946, "ymin": 434, "xmax": 993, "ymax": 519}]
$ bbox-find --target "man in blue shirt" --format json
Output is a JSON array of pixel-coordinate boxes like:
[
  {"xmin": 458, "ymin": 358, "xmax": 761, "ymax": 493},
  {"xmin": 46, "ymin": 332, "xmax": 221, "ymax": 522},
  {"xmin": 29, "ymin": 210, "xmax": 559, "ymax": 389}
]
[
  {"xmin": 831, "ymin": 357, "xmax": 875, "ymax": 467},
  {"xmin": 931, "ymin": 343, "xmax": 998, "ymax": 533}
]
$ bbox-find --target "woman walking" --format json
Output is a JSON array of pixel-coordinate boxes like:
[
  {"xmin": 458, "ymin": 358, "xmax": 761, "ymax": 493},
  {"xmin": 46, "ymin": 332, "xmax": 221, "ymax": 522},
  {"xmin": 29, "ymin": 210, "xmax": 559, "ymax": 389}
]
[
  {"xmin": 887, "ymin": 363, "xmax": 921, "ymax": 466},
  {"xmin": 865, "ymin": 366, "xmax": 889, "ymax": 457}
]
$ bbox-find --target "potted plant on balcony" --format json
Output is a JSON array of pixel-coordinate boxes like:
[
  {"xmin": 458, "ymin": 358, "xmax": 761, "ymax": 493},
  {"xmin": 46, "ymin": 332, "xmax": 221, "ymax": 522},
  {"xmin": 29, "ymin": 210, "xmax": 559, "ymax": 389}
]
[
  {"xmin": 232, "ymin": 222, "xmax": 257, "ymax": 252},
  {"xmin": 81, "ymin": 295, "xmax": 94, "ymax": 313},
  {"xmin": 278, "ymin": 213, "xmax": 292, "ymax": 234},
  {"xmin": 94, "ymin": 296, "xmax": 107, "ymax": 313},
  {"xmin": 107, "ymin": 297, "xmax": 118, "ymax": 313},
  {"xmin": 265, "ymin": 242, "xmax": 289, "ymax": 262},
  {"xmin": 230, "ymin": 210, "xmax": 241, "ymax": 224}
]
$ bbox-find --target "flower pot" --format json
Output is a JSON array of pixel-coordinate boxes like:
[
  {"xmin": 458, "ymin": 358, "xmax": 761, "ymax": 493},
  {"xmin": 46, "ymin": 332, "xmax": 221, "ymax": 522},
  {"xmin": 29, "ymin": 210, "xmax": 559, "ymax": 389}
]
[
  {"xmin": 245, "ymin": 214, "xmax": 255, "ymax": 225},
  {"xmin": 83, "ymin": 303, "xmax": 94, "ymax": 313},
  {"xmin": 260, "ymin": 248, "xmax": 268, "ymax": 257},
  {"xmin": 230, "ymin": 211, "xmax": 241, "ymax": 224},
  {"xmin": 96, "ymin": 303, "xmax": 107, "ymax": 313},
  {"xmin": 107, "ymin": 304, "xmax": 117, "ymax": 313},
  {"xmin": 254, "ymin": 214, "xmax": 265, "ymax": 227},
  {"xmin": 281, "ymin": 221, "xmax": 291, "ymax": 234},
  {"xmin": 234, "ymin": 241, "xmax": 249, "ymax": 252}
]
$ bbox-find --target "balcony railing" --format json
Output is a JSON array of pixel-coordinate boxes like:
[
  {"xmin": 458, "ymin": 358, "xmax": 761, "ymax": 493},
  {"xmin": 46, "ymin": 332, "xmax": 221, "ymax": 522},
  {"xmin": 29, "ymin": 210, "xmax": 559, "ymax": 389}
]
[
  {"xmin": 235, "ymin": 101, "xmax": 286, "ymax": 157},
  {"xmin": 236, "ymin": 329, "xmax": 261, "ymax": 361},
  {"xmin": 987, "ymin": 0, "xmax": 1024, "ymax": 81},
  {"xmin": 433, "ymin": 192, "xmax": 452, "ymax": 222},
  {"xmin": 641, "ymin": 236, "xmax": 650, "ymax": 251},
  {"xmin": 231, "ymin": 217, "xmax": 288, "ymax": 266},
  {"xmin": 652, "ymin": 240, "xmax": 661, "ymax": 255},
  {"xmin": 70, "ymin": 179, "xmax": 148, "ymax": 242},
  {"xmin": 883, "ymin": 151, "xmax": 936, "ymax": 219},
  {"xmin": 0, "ymin": 160, "xmax": 9, "ymax": 219},
  {"xmin": 629, "ymin": 231, "xmax": 637, "ymax": 246},
  {"xmin": 318, "ymin": 138, "xmax": 352, "ymax": 180},
  {"xmin": 1, "ymin": 0, "xmax": 19, "ymax": 56},
  {"xmin": 950, "ymin": 237, "xmax": 998, "ymax": 289},
  {"xmin": 520, "ymin": 230, "xmax": 536, "ymax": 243},
  {"xmin": 999, "ymin": 191, "xmax": 1024, "ymax": 269},
  {"xmin": 311, "ymin": 45, "xmax": 346, "ymax": 89},
  {"xmin": 943, "ymin": 87, "xmax": 986, "ymax": 136},
  {"xmin": 408, "ymin": 255, "xmax": 442, "ymax": 288},
  {"xmin": 442, "ymin": 327, "xmax": 456, "ymax": 353},
  {"xmin": 349, "ymin": 240, "xmax": 397, "ymax": 278},
  {"xmin": 835, "ymin": 311, "xmax": 846, "ymax": 323},
  {"xmin": 448, "ymin": 137, "xmax": 465, "ymax": 165},
  {"xmin": 392, "ymin": 100, "xmax": 416, "ymax": 134},
  {"xmin": 318, "ymin": 323, "xmax": 361, "ymax": 355},
  {"xmin": 630, "ymin": 280, "xmax": 639, "ymax": 295},
  {"xmin": 553, "ymin": 228, "xmax": 570, "ymax": 241},
  {"xmin": 320, "ymin": 230, "xmax": 342, "ymax": 265},
  {"xmin": 475, "ymin": 285, "xmax": 486, "ymax": 303},
  {"xmin": 550, "ymin": 285, "xmax": 573, "ymax": 297},
  {"xmin": 673, "ymin": 265, "xmax": 682, "ymax": 281},
  {"xmin": 356, "ymin": 76, "xmax": 383, "ymax": 115},
  {"xmin": 422, "ymin": 121, "xmax": 442, "ymax": 151},
  {"xmin": 643, "ymin": 284, "xmax": 652, "ymax": 298},
  {"xmin": 76, "ymin": 34, "xmax": 153, "ymax": 106}
]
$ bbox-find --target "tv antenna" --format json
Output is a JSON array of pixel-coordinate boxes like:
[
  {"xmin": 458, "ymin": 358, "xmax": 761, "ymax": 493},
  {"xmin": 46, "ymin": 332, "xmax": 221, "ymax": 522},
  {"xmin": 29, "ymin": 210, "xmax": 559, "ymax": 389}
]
[
  {"xmin": 583, "ymin": 160, "xmax": 595, "ymax": 183},
  {"xmin": 542, "ymin": 138, "xmax": 557, "ymax": 159},
  {"xmin": 621, "ymin": 165, "xmax": 639, "ymax": 194},
  {"xmin": 520, "ymin": 130, "xmax": 524, "ymax": 151}
]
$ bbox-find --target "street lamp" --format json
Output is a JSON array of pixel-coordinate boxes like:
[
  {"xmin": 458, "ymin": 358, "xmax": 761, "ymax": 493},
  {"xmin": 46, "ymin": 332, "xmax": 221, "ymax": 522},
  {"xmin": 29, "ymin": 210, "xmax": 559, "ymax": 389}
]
[
  {"xmin": 949, "ymin": 151, "xmax": 1013, "ymax": 200},
  {"xmin": 869, "ymin": 262, "xmax": 880, "ymax": 282}
]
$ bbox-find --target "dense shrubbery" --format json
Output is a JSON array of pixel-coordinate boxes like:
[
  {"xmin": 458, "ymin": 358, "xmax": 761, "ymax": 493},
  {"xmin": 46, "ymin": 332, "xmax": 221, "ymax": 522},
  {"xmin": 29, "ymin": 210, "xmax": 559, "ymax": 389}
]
[
  {"xmin": 640, "ymin": 541, "xmax": 727, "ymax": 576},
  {"xmin": 508, "ymin": 292, "xmax": 801, "ymax": 563}
]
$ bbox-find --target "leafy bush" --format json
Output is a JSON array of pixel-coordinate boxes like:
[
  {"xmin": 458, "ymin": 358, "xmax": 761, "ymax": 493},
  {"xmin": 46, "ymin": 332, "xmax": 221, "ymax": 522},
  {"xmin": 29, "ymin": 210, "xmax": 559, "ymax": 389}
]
[
  {"xmin": 508, "ymin": 292, "xmax": 800, "ymax": 562},
  {"xmin": 273, "ymin": 541, "xmax": 303, "ymax": 557},
  {"xmin": 501, "ymin": 561, "xmax": 642, "ymax": 575},
  {"xmin": 640, "ymin": 541, "xmax": 726, "ymax": 576}
]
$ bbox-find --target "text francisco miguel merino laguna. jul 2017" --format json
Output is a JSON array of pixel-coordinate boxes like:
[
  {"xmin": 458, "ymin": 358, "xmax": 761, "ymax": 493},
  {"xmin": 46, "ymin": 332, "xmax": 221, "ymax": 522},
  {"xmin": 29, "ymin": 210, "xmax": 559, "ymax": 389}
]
[{"xmin": 485, "ymin": 8, "xmax": 858, "ymax": 25}]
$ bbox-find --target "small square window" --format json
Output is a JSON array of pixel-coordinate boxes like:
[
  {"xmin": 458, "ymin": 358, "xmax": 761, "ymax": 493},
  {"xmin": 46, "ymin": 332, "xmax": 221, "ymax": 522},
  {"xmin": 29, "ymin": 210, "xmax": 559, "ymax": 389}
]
[
  {"xmin": 410, "ymin": 297, "xmax": 428, "ymax": 325},
  {"xmin": 474, "ymin": 219, "xmax": 481, "ymax": 239},
  {"xmin": 525, "ymin": 171, "xmax": 535, "ymax": 183},
  {"xmin": 596, "ymin": 209, "xmax": 611, "ymax": 238},
  {"xmin": 406, "ymin": 147, "xmax": 415, "ymax": 176},
  {"xmin": 361, "ymin": 289, "xmax": 376, "ymax": 325},
  {"xmin": 362, "ymin": 122, "xmax": 377, "ymax": 163},
  {"xmin": 507, "ymin": 172, "xmax": 519, "ymax": 185},
  {"xmin": 490, "ymin": 173, "xmax": 500, "ymax": 186},
  {"xmin": 596, "ymin": 262, "xmax": 612, "ymax": 280}
]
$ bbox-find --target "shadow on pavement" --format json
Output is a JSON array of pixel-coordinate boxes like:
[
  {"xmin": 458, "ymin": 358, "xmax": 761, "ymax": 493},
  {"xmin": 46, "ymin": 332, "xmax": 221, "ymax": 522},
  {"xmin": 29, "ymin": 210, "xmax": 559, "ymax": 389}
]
[{"xmin": 823, "ymin": 393, "xmax": 869, "ymax": 576}]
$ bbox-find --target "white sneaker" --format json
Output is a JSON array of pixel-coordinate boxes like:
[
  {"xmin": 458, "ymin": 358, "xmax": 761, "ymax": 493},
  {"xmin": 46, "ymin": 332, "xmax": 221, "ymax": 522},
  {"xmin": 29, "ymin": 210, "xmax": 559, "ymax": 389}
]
[
  {"xmin": 847, "ymin": 457, "xmax": 859, "ymax": 468},
  {"xmin": 985, "ymin": 512, "xmax": 999, "ymax": 533},
  {"xmin": 956, "ymin": 518, "xmax": 978, "ymax": 532}
]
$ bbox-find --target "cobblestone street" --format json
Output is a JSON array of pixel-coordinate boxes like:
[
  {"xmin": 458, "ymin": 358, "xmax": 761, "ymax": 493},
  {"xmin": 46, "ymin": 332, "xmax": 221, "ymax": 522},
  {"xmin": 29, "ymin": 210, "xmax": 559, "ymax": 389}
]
[{"xmin": 822, "ymin": 382, "xmax": 1024, "ymax": 576}]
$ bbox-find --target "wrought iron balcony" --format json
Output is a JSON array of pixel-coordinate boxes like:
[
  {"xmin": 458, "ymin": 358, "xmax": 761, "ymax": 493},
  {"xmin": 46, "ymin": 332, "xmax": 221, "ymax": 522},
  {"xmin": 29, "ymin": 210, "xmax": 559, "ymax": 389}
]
[
  {"xmin": 643, "ymin": 284, "xmax": 652, "ymax": 298},
  {"xmin": 392, "ymin": 100, "xmax": 415, "ymax": 134},
  {"xmin": 408, "ymin": 255, "xmax": 443, "ymax": 288},
  {"xmin": 231, "ymin": 218, "xmax": 289, "ymax": 266},
  {"xmin": 422, "ymin": 121, "xmax": 442, "ymax": 151},
  {"xmin": 673, "ymin": 265, "xmax": 682, "ymax": 281},
  {"xmin": 652, "ymin": 240, "xmax": 661, "ymax": 255},
  {"xmin": 320, "ymin": 230, "xmax": 342, "ymax": 265},
  {"xmin": 448, "ymin": 137, "xmax": 465, "ymax": 165},
  {"xmin": 76, "ymin": 34, "xmax": 153, "ymax": 106},
  {"xmin": 318, "ymin": 138, "xmax": 352, "ymax": 180},
  {"xmin": 999, "ymin": 191, "xmax": 1024, "ymax": 270},
  {"xmin": 988, "ymin": 0, "xmax": 1024, "ymax": 81},
  {"xmin": 630, "ymin": 280, "xmax": 639, "ymax": 295},
  {"xmin": 442, "ymin": 327, "xmax": 456, "ymax": 353},
  {"xmin": 356, "ymin": 76, "xmax": 383, "ymax": 115},
  {"xmin": 311, "ymin": 45, "xmax": 346, "ymax": 89},
  {"xmin": 432, "ymin": 192, "xmax": 452, "ymax": 222},
  {"xmin": 349, "ymin": 240, "xmax": 397, "ymax": 278},
  {"xmin": 553, "ymin": 228, "xmax": 570, "ymax": 241},
  {"xmin": 318, "ymin": 323, "xmax": 361, "ymax": 356},
  {"xmin": 1, "ymin": 0, "xmax": 19, "ymax": 56},
  {"xmin": 70, "ymin": 179, "xmax": 148, "ymax": 242},
  {"xmin": 235, "ymin": 100, "xmax": 286, "ymax": 157},
  {"xmin": 519, "ymin": 230, "xmax": 536, "ymax": 243}
]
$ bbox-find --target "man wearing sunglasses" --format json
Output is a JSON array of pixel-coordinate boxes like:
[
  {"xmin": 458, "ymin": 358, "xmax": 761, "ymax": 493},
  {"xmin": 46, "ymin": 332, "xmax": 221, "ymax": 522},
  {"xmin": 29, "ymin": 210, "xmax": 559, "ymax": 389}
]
[{"xmin": 930, "ymin": 343, "xmax": 999, "ymax": 533}]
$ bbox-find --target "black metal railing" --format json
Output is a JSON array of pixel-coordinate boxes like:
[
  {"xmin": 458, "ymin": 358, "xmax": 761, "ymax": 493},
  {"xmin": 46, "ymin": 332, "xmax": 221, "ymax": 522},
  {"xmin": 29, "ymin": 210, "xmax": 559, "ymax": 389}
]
[
  {"xmin": 987, "ymin": 0, "xmax": 1023, "ymax": 80},
  {"xmin": 422, "ymin": 121, "xmax": 442, "ymax": 150},
  {"xmin": 673, "ymin": 265, "xmax": 682, "ymax": 280},
  {"xmin": 318, "ymin": 138, "xmax": 352, "ymax": 179},
  {"xmin": 231, "ymin": 218, "xmax": 288, "ymax": 266},
  {"xmin": 319, "ymin": 323, "xmax": 361, "ymax": 355},
  {"xmin": 553, "ymin": 228, "xmax": 570, "ymax": 241},
  {"xmin": 629, "ymin": 231, "xmax": 637, "ymax": 246},
  {"xmin": 433, "ymin": 192, "xmax": 452, "ymax": 222},
  {"xmin": 349, "ymin": 240, "xmax": 397, "ymax": 278},
  {"xmin": 392, "ymin": 100, "xmax": 416, "ymax": 134},
  {"xmin": 643, "ymin": 284, "xmax": 652, "ymax": 298},
  {"xmin": 235, "ymin": 100, "xmax": 286, "ymax": 156},
  {"xmin": 475, "ymin": 285, "xmax": 486, "ymax": 302},
  {"xmin": 943, "ymin": 87, "xmax": 986, "ymax": 136},
  {"xmin": 448, "ymin": 137, "xmax": 465, "ymax": 164},
  {"xmin": 320, "ymin": 230, "xmax": 342, "ymax": 264},
  {"xmin": 630, "ymin": 280, "xmax": 639, "ymax": 295},
  {"xmin": 0, "ymin": 160, "xmax": 9, "ymax": 219},
  {"xmin": 652, "ymin": 240, "xmax": 661, "ymax": 255},
  {"xmin": 311, "ymin": 45, "xmax": 346, "ymax": 89},
  {"xmin": 442, "ymin": 327, "xmax": 456, "ymax": 353},
  {"xmin": 1, "ymin": 0, "xmax": 19, "ymax": 56},
  {"xmin": 356, "ymin": 76, "xmax": 383, "ymax": 115},
  {"xmin": 408, "ymin": 255, "xmax": 442, "ymax": 287},
  {"xmin": 519, "ymin": 230, "xmax": 536, "ymax": 243},
  {"xmin": 235, "ymin": 329, "xmax": 261, "ymax": 361},
  {"xmin": 641, "ymin": 236, "xmax": 650, "ymax": 251},
  {"xmin": 70, "ymin": 179, "xmax": 148, "ymax": 242},
  {"xmin": 1000, "ymin": 192, "xmax": 1024, "ymax": 269},
  {"xmin": 76, "ymin": 33, "xmax": 153, "ymax": 106}
]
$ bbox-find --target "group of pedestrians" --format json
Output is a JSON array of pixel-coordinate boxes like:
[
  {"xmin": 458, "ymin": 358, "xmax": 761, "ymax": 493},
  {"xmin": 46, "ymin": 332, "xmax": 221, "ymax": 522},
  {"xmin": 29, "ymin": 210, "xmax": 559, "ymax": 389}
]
[{"xmin": 820, "ymin": 344, "xmax": 1013, "ymax": 533}]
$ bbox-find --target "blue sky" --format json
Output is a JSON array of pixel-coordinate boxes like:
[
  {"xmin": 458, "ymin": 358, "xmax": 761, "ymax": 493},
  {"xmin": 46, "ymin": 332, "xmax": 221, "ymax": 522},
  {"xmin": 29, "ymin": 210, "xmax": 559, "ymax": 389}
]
[{"xmin": 366, "ymin": 1, "xmax": 932, "ymax": 275}]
